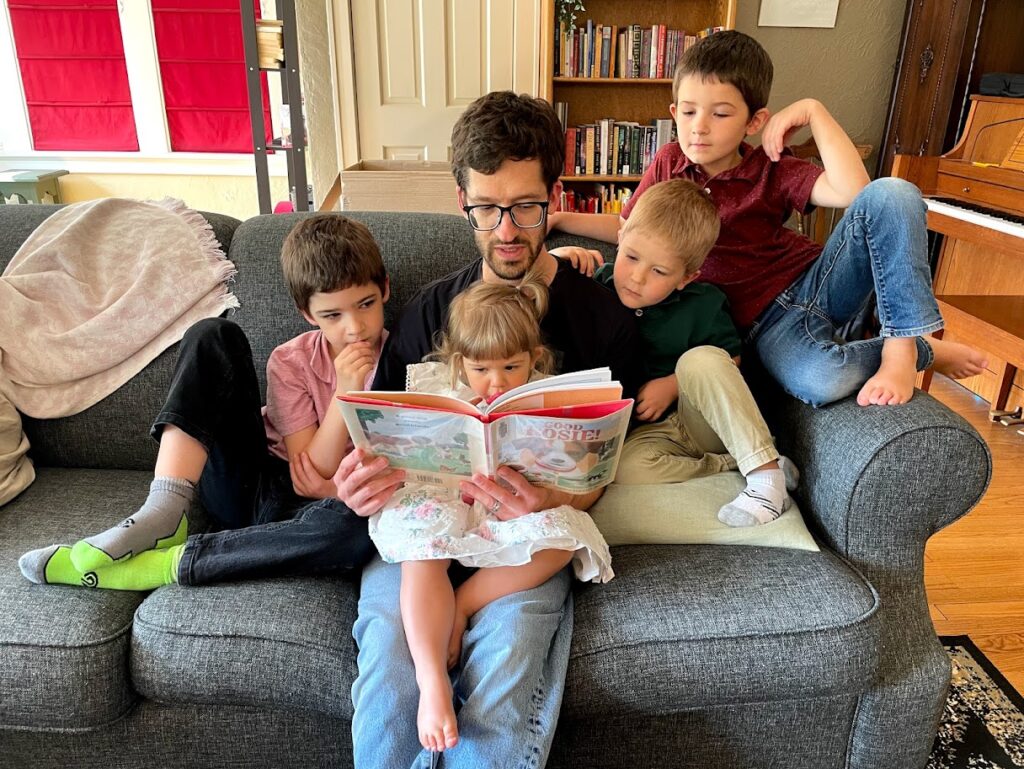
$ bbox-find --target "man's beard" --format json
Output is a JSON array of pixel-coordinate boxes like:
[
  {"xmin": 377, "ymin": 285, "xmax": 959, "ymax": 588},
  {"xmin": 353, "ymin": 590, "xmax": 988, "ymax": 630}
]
[{"xmin": 481, "ymin": 235, "xmax": 540, "ymax": 281}]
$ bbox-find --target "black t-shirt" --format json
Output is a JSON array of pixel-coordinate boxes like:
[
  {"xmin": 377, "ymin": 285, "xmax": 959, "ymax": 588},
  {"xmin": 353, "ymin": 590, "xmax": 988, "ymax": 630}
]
[{"xmin": 372, "ymin": 258, "xmax": 645, "ymax": 399}]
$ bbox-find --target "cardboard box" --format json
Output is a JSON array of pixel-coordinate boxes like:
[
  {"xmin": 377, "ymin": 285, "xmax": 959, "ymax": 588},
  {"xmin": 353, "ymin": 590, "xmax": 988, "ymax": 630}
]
[{"xmin": 340, "ymin": 160, "xmax": 460, "ymax": 216}]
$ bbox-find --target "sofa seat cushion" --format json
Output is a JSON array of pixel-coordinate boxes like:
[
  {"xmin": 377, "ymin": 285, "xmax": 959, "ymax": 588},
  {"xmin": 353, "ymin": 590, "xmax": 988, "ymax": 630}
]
[
  {"xmin": 131, "ymin": 577, "xmax": 360, "ymax": 719},
  {"xmin": 0, "ymin": 468, "xmax": 152, "ymax": 729},
  {"xmin": 565, "ymin": 544, "xmax": 880, "ymax": 718}
]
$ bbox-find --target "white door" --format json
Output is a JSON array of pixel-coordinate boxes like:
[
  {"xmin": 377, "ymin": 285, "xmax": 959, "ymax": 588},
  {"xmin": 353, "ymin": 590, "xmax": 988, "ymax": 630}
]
[{"xmin": 349, "ymin": 0, "xmax": 543, "ymax": 162}]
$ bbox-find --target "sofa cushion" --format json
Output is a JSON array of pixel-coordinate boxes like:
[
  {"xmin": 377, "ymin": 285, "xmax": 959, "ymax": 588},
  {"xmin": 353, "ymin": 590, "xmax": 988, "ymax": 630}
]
[
  {"xmin": 565, "ymin": 544, "xmax": 880, "ymax": 717},
  {"xmin": 591, "ymin": 472, "xmax": 819, "ymax": 551},
  {"xmin": 131, "ymin": 577, "xmax": 360, "ymax": 719},
  {"xmin": 0, "ymin": 467, "xmax": 151, "ymax": 729}
]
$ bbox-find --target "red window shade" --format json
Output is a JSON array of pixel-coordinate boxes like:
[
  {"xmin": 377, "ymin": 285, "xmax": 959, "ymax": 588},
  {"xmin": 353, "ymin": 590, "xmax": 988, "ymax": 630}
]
[
  {"xmin": 152, "ymin": 0, "xmax": 273, "ymax": 153},
  {"xmin": 9, "ymin": 0, "xmax": 139, "ymax": 151}
]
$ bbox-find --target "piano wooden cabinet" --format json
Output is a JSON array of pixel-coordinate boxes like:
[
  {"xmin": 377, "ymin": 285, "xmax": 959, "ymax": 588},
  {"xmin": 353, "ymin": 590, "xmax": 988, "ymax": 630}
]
[{"xmin": 893, "ymin": 95, "xmax": 1024, "ymax": 411}]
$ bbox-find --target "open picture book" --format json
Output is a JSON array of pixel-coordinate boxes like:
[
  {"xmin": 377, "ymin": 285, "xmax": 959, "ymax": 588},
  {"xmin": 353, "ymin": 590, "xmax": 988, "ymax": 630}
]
[{"xmin": 337, "ymin": 368, "xmax": 634, "ymax": 493}]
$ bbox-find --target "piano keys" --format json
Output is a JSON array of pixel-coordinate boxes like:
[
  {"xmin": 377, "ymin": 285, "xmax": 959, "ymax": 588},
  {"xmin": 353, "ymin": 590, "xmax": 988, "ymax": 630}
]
[{"xmin": 892, "ymin": 94, "xmax": 1024, "ymax": 411}]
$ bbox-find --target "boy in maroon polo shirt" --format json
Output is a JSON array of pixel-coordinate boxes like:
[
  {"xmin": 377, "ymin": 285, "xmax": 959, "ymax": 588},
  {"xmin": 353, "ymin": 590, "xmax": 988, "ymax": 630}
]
[{"xmin": 550, "ymin": 30, "xmax": 986, "ymax": 408}]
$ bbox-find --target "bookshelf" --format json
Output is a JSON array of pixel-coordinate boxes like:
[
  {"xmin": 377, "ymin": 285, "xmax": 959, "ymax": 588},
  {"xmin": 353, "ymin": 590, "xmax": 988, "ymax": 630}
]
[{"xmin": 540, "ymin": 0, "xmax": 736, "ymax": 212}]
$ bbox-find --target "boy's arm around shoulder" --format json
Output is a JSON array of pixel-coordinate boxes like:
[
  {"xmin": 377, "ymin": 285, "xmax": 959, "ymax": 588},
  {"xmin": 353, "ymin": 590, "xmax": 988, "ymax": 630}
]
[{"xmin": 761, "ymin": 98, "xmax": 869, "ymax": 209}]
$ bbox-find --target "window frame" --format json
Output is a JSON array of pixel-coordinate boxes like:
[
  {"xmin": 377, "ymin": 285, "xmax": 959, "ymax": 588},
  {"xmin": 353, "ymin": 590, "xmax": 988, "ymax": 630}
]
[{"xmin": 0, "ymin": 0, "xmax": 285, "ymax": 177}]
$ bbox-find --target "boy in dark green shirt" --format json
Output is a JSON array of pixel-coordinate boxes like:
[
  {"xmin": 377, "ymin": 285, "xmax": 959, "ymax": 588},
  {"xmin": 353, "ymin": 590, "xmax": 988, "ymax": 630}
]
[{"xmin": 565, "ymin": 179, "xmax": 796, "ymax": 526}]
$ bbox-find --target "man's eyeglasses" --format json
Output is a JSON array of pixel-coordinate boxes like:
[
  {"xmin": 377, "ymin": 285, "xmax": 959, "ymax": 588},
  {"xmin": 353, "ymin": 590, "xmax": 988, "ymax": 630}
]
[{"xmin": 462, "ymin": 202, "xmax": 549, "ymax": 231}]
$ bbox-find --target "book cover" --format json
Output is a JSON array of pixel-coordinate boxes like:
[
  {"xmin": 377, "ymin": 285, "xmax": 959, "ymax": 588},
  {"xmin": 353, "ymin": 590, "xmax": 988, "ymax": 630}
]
[
  {"xmin": 640, "ymin": 28, "xmax": 651, "ymax": 80},
  {"xmin": 564, "ymin": 126, "xmax": 577, "ymax": 176},
  {"xmin": 338, "ymin": 369, "xmax": 633, "ymax": 492},
  {"xmin": 630, "ymin": 24, "xmax": 641, "ymax": 78},
  {"xmin": 600, "ymin": 25, "xmax": 611, "ymax": 78},
  {"xmin": 656, "ymin": 24, "xmax": 667, "ymax": 78}
]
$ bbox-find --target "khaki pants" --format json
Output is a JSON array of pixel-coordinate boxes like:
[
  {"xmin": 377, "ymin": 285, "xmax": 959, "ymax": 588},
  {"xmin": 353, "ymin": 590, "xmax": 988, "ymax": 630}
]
[{"xmin": 616, "ymin": 346, "xmax": 778, "ymax": 484}]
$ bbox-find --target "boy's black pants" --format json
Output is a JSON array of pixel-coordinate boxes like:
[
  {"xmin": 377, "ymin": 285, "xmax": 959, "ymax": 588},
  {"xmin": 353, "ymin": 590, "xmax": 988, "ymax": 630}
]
[{"xmin": 152, "ymin": 318, "xmax": 373, "ymax": 586}]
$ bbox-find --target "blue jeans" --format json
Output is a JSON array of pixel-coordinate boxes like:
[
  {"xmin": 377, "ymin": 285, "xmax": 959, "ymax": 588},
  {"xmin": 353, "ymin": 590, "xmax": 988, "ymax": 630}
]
[
  {"xmin": 351, "ymin": 556, "xmax": 573, "ymax": 768},
  {"xmin": 750, "ymin": 178, "xmax": 942, "ymax": 407}
]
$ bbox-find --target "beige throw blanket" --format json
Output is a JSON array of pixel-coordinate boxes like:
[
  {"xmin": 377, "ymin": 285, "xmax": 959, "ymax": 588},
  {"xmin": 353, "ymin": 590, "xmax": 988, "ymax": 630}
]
[{"xmin": 0, "ymin": 197, "xmax": 239, "ymax": 418}]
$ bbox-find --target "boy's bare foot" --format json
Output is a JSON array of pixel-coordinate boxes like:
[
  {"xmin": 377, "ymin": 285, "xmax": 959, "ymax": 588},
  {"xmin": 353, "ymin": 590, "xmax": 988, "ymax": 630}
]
[
  {"xmin": 930, "ymin": 337, "xmax": 988, "ymax": 380},
  {"xmin": 857, "ymin": 338, "xmax": 917, "ymax": 406},
  {"xmin": 418, "ymin": 674, "xmax": 458, "ymax": 752}
]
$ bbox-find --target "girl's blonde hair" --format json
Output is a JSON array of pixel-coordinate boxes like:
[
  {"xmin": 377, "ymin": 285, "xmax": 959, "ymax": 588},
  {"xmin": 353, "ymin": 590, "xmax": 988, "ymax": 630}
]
[{"xmin": 434, "ymin": 270, "xmax": 555, "ymax": 388}]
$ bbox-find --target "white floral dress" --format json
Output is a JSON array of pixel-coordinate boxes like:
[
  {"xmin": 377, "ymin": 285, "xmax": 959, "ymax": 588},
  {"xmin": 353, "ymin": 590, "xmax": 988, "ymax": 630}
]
[{"xmin": 367, "ymin": 362, "xmax": 614, "ymax": 583}]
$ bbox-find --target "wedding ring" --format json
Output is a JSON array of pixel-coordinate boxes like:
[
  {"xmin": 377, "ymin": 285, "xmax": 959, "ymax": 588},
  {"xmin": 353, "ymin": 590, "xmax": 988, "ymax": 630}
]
[{"xmin": 490, "ymin": 499, "xmax": 502, "ymax": 514}]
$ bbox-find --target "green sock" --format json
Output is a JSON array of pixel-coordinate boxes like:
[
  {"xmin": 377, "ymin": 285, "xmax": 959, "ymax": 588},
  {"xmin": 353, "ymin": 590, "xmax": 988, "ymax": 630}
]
[
  {"xmin": 70, "ymin": 476, "xmax": 193, "ymax": 572},
  {"xmin": 19, "ymin": 544, "xmax": 183, "ymax": 591}
]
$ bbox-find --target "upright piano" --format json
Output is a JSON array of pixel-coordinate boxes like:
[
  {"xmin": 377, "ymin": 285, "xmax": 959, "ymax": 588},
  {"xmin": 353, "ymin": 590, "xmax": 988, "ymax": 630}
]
[{"xmin": 892, "ymin": 95, "xmax": 1024, "ymax": 411}]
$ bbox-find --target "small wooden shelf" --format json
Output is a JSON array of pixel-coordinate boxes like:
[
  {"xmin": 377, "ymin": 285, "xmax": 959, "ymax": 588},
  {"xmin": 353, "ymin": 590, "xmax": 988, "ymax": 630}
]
[
  {"xmin": 561, "ymin": 174, "xmax": 642, "ymax": 182},
  {"xmin": 554, "ymin": 77, "xmax": 673, "ymax": 85}
]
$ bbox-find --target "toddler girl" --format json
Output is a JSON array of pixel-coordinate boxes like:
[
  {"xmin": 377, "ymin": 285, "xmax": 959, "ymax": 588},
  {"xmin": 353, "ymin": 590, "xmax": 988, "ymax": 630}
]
[{"xmin": 368, "ymin": 274, "xmax": 613, "ymax": 753}]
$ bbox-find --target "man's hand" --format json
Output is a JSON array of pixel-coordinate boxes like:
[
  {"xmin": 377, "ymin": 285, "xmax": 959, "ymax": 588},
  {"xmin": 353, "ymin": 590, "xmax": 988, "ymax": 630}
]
[
  {"xmin": 459, "ymin": 467, "xmax": 551, "ymax": 520},
  {"xmin": 336, "ymin": 448, "xmax": 405, "ymax": 517},
  {"xmin": 334, "ymin": 341, "xmax": 377, "ymax": 395},
  {"xmin": 635, "ymin": 375, "xmax": 678, "ymax": 422},
  {"xmin": 289, "ymin": 451, "xmax": 337, "ymax": 499},
  {"xmin": 548, "ymin": 246, "xmax": 605, "ymax": 277},
  {"xmin": 760, "ymin": 99, "xmax": 817, "ymax": 162}
]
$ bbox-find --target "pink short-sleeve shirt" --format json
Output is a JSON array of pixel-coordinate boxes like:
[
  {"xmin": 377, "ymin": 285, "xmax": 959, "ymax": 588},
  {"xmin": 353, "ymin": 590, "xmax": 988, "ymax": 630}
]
[{"xmin": 263, "ymin": 329, "xmax": 387, "ymax": 472}]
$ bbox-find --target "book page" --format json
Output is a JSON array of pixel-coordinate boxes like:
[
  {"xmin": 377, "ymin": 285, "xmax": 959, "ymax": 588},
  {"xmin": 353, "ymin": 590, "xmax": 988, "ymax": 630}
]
[
  {"xmin": 339, "ymin": 400, "xmax": 487, "ymax": 488},
  {"xmin": 489, "ymin": 382, "xmax": 623, "ymax": 414},
  {"xmin": 341, "ymin": 391, "xmax": 482, "ymax": 417},
  {"xmin": 487, "ymin": 401, "xmax": 633, "ymax": 493},
  {"xmin": 483, "ymin": 367, "xmax": 611, "ymax": 413}
]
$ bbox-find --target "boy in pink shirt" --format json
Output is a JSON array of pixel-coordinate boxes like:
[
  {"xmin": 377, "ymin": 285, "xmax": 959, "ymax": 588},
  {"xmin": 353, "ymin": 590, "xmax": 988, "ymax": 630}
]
[{"xmin": 20, "ymin": 215, "xmax": 388, "ymax": 589}]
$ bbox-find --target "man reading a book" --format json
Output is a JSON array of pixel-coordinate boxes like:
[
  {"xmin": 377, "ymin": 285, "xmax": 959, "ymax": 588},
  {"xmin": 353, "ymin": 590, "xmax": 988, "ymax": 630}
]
[{"xmin": 343, "ymin": 90, "xmax": 644, "ymax": 768}]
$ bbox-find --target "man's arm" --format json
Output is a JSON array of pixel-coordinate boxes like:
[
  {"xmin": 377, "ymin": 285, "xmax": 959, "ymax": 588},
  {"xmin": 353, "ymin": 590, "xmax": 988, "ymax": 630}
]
[{"xmin": 547, "ymin": 211, "xmax": 621, "ymax": 243}]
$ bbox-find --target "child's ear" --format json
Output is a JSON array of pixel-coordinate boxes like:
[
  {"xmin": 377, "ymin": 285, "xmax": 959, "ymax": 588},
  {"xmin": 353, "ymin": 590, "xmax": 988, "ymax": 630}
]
[
  {"xmin": 381, "ymin": 277, "xmax": 391, "ymax": 304},
  {"xmin": 746, "ymin": 108, "xmax": 770, "ymax": 136},
  {"xmin": 676, "ymin": 269, "xmax": 701, "ymax": 291},
  {"xmin": 300, "ymin": 308, "xmax": 318, "ymax": 327},
  {"xmin": 531, "ymin": 346, "xmax": 545, "ymax": 366},
  {"xmin": 669, "ymin": 102, "xmax": 677, "ymax": 120}
]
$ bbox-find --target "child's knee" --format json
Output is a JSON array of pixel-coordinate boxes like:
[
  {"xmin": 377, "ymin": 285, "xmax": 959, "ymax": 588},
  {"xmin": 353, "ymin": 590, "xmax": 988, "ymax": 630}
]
[
  {"xmin": 675, "ymin": 345, "xmax": 733, "ymax": 385},
  {"xmin": 853, "ymin": 177, "xmax": 925, "ymax": 217}
]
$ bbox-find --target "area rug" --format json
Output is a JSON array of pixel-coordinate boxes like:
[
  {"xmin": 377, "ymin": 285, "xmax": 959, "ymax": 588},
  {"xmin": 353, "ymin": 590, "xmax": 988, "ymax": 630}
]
[{"xmin": 929, "ymin": 636, "xmax": 1024, "ymax": 768}]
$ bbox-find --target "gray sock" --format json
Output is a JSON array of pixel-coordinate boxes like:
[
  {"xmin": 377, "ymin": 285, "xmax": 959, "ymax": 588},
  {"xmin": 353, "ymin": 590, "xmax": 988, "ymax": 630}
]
[{"xmin": 69, "ymin": 476, "xmax": 194, "ymax": 572}]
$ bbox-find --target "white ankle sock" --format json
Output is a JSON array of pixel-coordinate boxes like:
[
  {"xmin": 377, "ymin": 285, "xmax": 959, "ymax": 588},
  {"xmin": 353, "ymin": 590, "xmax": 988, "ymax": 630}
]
[{"xmin": 718, "ymin": 468, "xmax": 790, "ymax": 527}]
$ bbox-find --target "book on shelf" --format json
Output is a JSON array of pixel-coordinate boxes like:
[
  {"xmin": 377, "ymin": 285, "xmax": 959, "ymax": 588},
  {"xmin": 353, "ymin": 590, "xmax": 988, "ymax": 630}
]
[
  {"xmin": 559, "ymin": 184, "xmax": 633, "ymax": 214},
  {"xmin": 562, "ymin": 118, "xmax": 675, "ymax": 180},
  {"xmin": 555, "ymin": 21, "xmax": 715, "ymax": 80},
  {"xmin": 337, "ymin": 368, "xmax": 633, "ymax": 493}
]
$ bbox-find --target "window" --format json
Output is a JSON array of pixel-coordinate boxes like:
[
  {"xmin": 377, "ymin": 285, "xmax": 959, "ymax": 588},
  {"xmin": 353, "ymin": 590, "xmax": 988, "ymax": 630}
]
[
  {"xmin": 9, "ymin": 0, "xmax": 139, "ymax": 151},
  {"xmin": 152, "ymin": 0, "xmax": 272, "ymax": 153}
]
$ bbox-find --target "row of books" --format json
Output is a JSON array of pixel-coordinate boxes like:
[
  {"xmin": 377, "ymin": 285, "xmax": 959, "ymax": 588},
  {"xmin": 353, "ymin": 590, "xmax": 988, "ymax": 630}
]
[
  {"xmin": 559, "ymin": 184, "xmax": 633, "ymax": 215},
  {"xmin": 563, "ymin": 117, "xmax": 676, "ymax": 178},
  {"xmin": 555, "ymin": 21, "xmax": 724, "ymax": 80}
]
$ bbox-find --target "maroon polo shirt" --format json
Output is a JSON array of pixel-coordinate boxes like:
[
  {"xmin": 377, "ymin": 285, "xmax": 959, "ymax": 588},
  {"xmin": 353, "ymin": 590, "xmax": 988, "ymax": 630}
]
[{"xmin": 622, "ymin": 142, "xmax": 823, "ymax": 331}]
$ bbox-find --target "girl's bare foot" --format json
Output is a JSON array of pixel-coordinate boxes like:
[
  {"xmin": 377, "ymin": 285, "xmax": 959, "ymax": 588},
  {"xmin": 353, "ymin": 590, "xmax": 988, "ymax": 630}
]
[
  {"xmin": 857, "ymin": 338, "xmax": 917, "ymax": 406},
  {"xmin": 418, "ymin": 674, "xmax": 458, "ymax": 752},
  {"xmin": 930, "ymin": 337, "xmax": 988, "ymax": 380}
]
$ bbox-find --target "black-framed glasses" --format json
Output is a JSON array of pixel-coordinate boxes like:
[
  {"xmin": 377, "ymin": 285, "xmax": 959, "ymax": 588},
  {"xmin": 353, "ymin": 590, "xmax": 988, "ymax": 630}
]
[{"xmin": 462, "ymin": 202, "xmax": 549, "ymax": 231}]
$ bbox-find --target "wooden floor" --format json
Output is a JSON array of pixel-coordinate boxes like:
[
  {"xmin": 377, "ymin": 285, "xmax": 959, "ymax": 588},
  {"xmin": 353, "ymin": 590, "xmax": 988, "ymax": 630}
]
[{"xmin": 926, "ymin": 375, "xmax": 1024, "ymax": 694}]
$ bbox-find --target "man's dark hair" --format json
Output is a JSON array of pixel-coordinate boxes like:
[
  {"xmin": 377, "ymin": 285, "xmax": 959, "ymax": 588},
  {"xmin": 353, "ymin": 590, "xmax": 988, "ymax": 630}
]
[
  {"xmin": 673, "ymin": 30, "xmax": 773, "ymax": 115},
  {"xmin": 450, "ymin": 91, "xmax": 565, "ymax": 192},
  {"xmin": 280, "ymin": 215, "xmax": 387, "ymax": 312}
]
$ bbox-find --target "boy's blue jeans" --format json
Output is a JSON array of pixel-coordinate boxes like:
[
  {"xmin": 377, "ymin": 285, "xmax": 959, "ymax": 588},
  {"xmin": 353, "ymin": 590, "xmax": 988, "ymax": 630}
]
[
  {"xmin": 749, "ymin": 178, "xmax": 943, "ymax": 407},
  {"xmin": 352, "ymin": 556, "xmax": 573, "ymax": 768}
]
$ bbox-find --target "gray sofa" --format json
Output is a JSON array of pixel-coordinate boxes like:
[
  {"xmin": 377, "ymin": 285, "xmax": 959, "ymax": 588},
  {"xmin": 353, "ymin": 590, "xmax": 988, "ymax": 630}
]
[{"xmin": 0, "ymin": 204, "xmax": 991, "ymax": 769}]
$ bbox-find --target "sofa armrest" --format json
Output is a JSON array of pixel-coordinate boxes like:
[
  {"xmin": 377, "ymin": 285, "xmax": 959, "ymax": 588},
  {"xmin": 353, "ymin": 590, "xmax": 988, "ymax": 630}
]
[{"xmin": 773, "ymin": 391, "xmax": 991, "ymax": 564}]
